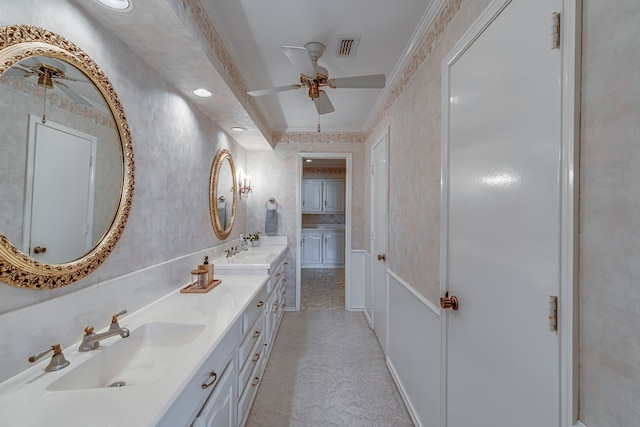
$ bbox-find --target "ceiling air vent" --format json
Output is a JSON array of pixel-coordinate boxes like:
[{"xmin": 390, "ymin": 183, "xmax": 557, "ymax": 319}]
[{"xmin": 336, "ymin": 35, "xmax": 361, "ymax": 57}]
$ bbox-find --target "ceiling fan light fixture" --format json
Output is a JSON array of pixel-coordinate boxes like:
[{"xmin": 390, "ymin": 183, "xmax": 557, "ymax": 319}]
[
  {"xmin": 37, "ymin": 70, "xmax": 54, "ymax": 89},
  {"xmin": 94, "ymin": 0, "xmax": 133, "ymax": 11}
]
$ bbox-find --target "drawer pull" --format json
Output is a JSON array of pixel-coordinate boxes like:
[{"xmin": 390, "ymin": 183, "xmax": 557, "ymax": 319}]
[
  {"xmin": 252, "ymin": 353, "xmax": 260, "ymax": 363},
  {"xmin": 253, "ymin": 330, "xmax": 261, "ymax": 339},
  {"xmin": 251, "ymin": 376, "xmax": 260, "ymax": 387},
  {"xmin": 257, "ymin": 301, "xmax": 264, "ymax": 308},
  {"xmin": 274, "ymin": 301, "xmax": 279, "ymax": 313},
  {"xmin": 275, "ymin": 272, "xmax": 281, "ymax": 277},
  {"xmin": 201, "ymin": 371, "xmax": 218, "ymax": 389}
]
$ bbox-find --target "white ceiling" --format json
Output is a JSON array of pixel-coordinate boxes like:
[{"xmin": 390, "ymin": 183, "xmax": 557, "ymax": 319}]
[{"xmin": 76, "ymin": 0, "xmax": 436, "ymax": 147}]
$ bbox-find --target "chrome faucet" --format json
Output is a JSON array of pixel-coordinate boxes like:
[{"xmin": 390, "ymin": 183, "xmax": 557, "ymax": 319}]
[{"xmin": 79, "ymin": 310, "xmax": 130, "ymax": 352}]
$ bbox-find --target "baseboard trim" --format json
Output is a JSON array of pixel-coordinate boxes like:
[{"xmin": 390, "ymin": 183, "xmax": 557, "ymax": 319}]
[
  {"xmin": 387, "ymin": 357, "xmax": 422, "ymax": 427},
  {"xmin": 575, "ymin": 421, "xmax": 588, "ymax": 427},
  {"xmin": 388, "ymin": 270, "xmax": 440, "ymax": 316}
]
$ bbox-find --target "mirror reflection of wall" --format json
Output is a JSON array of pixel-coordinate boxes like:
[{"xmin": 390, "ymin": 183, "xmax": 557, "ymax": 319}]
[
  {"xmin": 210, "ymin": 149, "xmax": 237, "ymax": 240},
  {"xmin": 0, "ymin": 55, "xmax": 122, "ymax": 263}
]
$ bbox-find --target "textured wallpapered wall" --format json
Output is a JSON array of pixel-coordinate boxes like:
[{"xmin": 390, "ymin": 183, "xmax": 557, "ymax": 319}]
[
  {"xmin": 0, "ymin": 1, "xmax": 247, "ymax": 313},
  {"xmin": 365, "ymin": 0, "xmax": 491, "ymax": 304},
  {"xmin": 579, "ymin": 1, "xmax": 640, "ymax": 424}
]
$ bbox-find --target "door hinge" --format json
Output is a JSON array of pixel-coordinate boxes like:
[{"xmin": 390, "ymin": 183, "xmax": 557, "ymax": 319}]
[
  {"xmin": 551, "ymin": 12, "xmax": 561, "ymax": 49},
  {"xmin": 548, "ymin": 295, "xmax": 558, "ymax": 332},
  {"xmin": 371, "ymin": 164, "xmax": 375, "ymax": 175},
  {"xmin": 89, "ymin": 156, "xmax": 93, "ymax": 167}
]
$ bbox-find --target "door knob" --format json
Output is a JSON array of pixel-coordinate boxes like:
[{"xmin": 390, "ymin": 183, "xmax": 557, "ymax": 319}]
[
  {"xmin": 33, "ymin": 246, "xmax": 47, "ymax": 254},
  {"xmin": 377, "ymin": 254, "xmax": 386, "ymax": 261},
  {"xmin": 440, "ymin": 294, "xmax": 459, "ymax": 311}
]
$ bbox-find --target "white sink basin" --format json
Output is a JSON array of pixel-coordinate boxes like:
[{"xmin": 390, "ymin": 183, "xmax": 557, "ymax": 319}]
[{"xmin": 48, "ymin": 322, "xmax": 205, "ymax": 391}]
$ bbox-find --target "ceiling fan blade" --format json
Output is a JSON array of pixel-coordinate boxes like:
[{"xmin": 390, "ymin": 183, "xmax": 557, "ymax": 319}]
[
  {"xmin": 57, "ymin": 83, "xmax": 93, "ymax": 106},
  {"xmin": 329, "ymin": 74, "xmax": 386, "ymax": 89},
  {"xmin": 313, "ymin": 91, "xmax": 335, "ymax": 115},
  {"xmin": 247, "ymin": 84, "xmax": 302, "ymax": 97},
  {"xmin": 282, "ymin": 46, "xmax": 316, "ymax": 77},
  {"xmin": 3, "ymin": 66, "xmax": 32, "ymax": 77}
]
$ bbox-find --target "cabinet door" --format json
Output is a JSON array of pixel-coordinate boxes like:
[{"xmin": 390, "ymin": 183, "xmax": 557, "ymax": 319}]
[
  {"xmin": 324, "ymin": 180, "xmax": 345, "ymax": 213},
  {"xmin": 192, "ymin": 362, "xmax": 235, "ymax": 427},
  {"xmin": 301, "ymin": 231, "xmax": 323, "ymax": 264},
  {"xmin": 302, "ymin": 180, "xmax": 323, "ymax": 212},
  {"xmin": 323, "ymin": 232, "xmax": 345, "ymax": 265}
]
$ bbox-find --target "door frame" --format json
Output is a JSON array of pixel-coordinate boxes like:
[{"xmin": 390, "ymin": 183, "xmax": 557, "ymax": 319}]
[
  {"xmin": 295, "ymin": 152, "xmax": 352, "ymax": 311},
  {"xmin": 439, "ymin": 1, "xmax": 581, "ymax": 426}
]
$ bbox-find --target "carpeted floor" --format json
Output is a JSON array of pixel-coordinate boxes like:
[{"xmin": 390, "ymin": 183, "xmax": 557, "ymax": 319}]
[{"xmin": 245, "ymin": 310, "xmax": 414, "ymax": 427}]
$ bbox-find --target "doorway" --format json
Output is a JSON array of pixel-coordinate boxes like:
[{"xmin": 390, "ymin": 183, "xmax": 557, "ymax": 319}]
[{"xmin": 296, "ymin": 153, "xmax": 352, "ymax": 312}]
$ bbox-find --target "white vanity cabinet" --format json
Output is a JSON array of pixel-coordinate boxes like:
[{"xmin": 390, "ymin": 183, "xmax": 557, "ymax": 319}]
[
  {"xmin": 302, "ymin": 229, "xmax": 345, "ymax": 267},
  {"xmin": 157, "ymin": 322, "xmax": 240, "ymax": 427},
  {"xmin": 192, "ymin": 360, "xmax": 236, "ymax": 427},
  {"xmin": 302, "ymin": 179, "xmax": 345, "ymax": 213}
]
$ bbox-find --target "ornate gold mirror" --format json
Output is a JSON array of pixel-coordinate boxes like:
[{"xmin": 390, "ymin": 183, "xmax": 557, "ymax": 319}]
[
  {"xmin": 210, "ymin": 149, "xmax": 237, "ymax": 240},
  {"xmin": 0, "ymin": 25, "xmax": 134, "ymax": 289}
]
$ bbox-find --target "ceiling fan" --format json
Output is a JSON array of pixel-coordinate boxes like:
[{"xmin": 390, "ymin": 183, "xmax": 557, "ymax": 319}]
[
  {"xmin": 247, "ymin": 41, "xmax": 386, "ymax": 115},
  {"xmin": 4, "ymin": 57, "xmax": 97, "ymax": 108}
]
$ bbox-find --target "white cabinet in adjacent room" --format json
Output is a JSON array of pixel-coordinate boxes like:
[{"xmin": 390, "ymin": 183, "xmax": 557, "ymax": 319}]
[
  {"xmin": 301, "ymin": 231, "xmax": 323, "ymax": 265},
  {"xmin": 323, "ymin": 231, "xmax": 345, "ymax": 265},
  {"xmin": 302, "ymin": 179, "xmax": 344, "ymax": 213},
  {"xmin": 301, "ymin": 229, "xmax": 344, "ymax": 267}
]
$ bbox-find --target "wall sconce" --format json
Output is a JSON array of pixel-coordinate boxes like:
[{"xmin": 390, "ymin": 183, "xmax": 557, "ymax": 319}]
[{"xmin": 239, "ymin": 173, "xmax": 252, "ymax": 199}]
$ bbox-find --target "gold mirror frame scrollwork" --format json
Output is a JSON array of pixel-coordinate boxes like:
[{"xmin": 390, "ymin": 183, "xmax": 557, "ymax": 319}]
[
  {"xmin": 210, "ymin": 149, "xmax": 237, "ymax": 240},
  {"xmin": 0, "ymin": 25, "xmax": 135, "ymax": 290}
]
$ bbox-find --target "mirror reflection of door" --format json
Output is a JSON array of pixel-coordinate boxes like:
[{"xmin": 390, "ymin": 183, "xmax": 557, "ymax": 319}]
[{"xmin": 23, "ymin": 115, "xmax": 97, "ymax": 263}]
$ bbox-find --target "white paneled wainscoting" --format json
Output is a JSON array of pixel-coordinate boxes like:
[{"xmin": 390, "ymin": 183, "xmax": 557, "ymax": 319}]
[
  {"xmin": 348, "ymin": 250, "xmax": 440, "ymax": 426},
  {"xmin": 387, "ymin": 271, "xmax": 441, "ymax": 427}
]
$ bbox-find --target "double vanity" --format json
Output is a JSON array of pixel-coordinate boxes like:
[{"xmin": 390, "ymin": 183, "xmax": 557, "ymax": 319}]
[{"xmin": 0, "ymin": 243, "xmax": 288, "ymax": 427}]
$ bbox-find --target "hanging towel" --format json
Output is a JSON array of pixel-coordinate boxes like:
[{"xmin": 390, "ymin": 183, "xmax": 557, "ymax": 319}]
[
  {"xmin": 265, "ymin": 208, "xmax": 277, "ymax": 235},
  {"xmin": 217, "ymin": 201, "xmax": 227, "ymax": 229}
]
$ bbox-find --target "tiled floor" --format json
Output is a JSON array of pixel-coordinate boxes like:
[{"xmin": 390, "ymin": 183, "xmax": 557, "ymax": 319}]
[{"xmin": 300, "ymin": 268, "xmax": 345, "ymax": 311}]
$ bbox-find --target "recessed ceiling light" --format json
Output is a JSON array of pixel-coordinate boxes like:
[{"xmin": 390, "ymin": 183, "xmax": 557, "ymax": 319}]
[
  {"xmin": 95, "ymin": 0, "xmax": 133, "ymax": 11},
  {"xmin": 193, "ymin": 88, "xmax": 212, "ymax": 97},
  {"xmin": 231, "ymin": 127, "xmax": 247, "ymax": 132},
  {"xmin": 305, "ymin": 159, "xmax": 313, "ymax": 163}
]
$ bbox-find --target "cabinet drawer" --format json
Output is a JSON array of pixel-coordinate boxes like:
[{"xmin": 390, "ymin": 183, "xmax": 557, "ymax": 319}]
[
  {"xmin": 268, "ymin": 261, "xmax": 285, "ymax": 293},
  {"xmin": 242, "ymin": 286, "xmax": 267, "ymax": 335},
  {"xmin": 238, "ymin": 314, "xmax": 264, "ymax": 368},
  {"xmin": 157, "ymin": 321, "xmax": 240, "ymax": 427},
  {"xmin": 191, "ymin": 360, "xmax": 235, "ymax": 427},
  {"xmin": 238, "ymin": 338, "xmax": 263, "ymax": 397},
  {"xmin": 237, "ymin": 355, "xmax": 265, "ymax": 427}
]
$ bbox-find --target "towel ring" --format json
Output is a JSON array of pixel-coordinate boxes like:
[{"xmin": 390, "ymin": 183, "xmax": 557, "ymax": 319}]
[{"xmin": 265, "ymin": 197, "xmax": 278, "ymax": 209}]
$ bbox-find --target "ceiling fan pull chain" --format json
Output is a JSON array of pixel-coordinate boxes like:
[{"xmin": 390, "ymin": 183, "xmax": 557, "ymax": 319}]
[{"xmin": 41, "ymin": 86, "xmax": 47, "ymax": 124}]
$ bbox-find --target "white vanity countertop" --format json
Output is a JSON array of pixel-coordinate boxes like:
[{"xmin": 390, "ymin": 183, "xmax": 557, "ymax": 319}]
[
  {"xmin": 0, "ymin": 245, "xmax": 287, "ymax": 426},
  {"xmin": 213, "ymin": 243, "xmax": 287, "ymax": 273}
]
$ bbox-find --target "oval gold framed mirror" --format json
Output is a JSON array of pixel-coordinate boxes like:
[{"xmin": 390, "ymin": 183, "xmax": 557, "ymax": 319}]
[
  {"xmin": 0, "ymin": 25, "xmax": 134, "ymax": 289},
  {"xmin": 210, "ymin": 149, "xmax": 237, "ymax": 240}
]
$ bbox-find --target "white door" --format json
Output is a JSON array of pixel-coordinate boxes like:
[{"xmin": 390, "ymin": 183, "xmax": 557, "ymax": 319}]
[
  {"xmin": 324, "ymin": 180, "xmax": 345, "ymax": 212},
  {"xmin": 443, "ymin": 1, "xmax": 562, "ymax": 426},
  {"xmin": 302, "ymin": 180, "xmax": 323, "ymax": 212},
  {"xmin": 371, "ymin": 131, "xmax": 389, "ymax": 351},
  {"xmin": 24, "ymin": 117, "xmax": 97, "ymax": 264}
]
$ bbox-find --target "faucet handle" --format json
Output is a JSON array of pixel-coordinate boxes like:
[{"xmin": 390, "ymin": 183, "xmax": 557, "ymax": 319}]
[
  {"xmin": 111, "ymin": 310, "xmax": 127, "ymax": 323},
  {"xmin": 28, "ymin": 343, "xmax": 70, "ymax": 372},
  {"xmin": 84, "ymin": 326, "xmax": 95, "ymax": 335}
]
